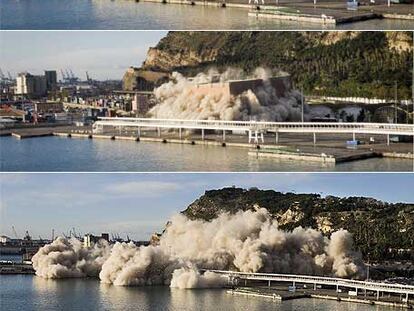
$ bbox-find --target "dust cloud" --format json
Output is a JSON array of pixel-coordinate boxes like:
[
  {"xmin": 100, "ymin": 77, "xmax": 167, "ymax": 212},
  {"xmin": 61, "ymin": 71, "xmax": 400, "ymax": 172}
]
[
  {"xmin": 33, "ymin": 208, "xmax": 363, "ymax": 288},
  {"xmin": 149, "ymin": 67, "xmax": 306, "ymax": 122}
]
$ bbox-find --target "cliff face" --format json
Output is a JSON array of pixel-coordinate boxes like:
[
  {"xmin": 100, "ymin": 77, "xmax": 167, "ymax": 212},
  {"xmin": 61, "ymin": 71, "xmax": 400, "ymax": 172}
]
[
  {"xmin": 385, "ymin": 32, "xmax": 414, "ymax": 52},
  {"xmin": 142, "ymin": 32, "xmax": 413, "ymax": 71},
  {"xmin": 182, "ymin": 187, "xmax": 414, "ymax": 262},
  {"xmin": 136, "ymin": 31, "xmax": 412, "ymax": 98},
  {"xmin": 122, "ymin": 67, "xmax": 170, "ymax": 91},
  {"xmin": 142, "ymin": 32, "xmax": 231, "ymax": 71}
]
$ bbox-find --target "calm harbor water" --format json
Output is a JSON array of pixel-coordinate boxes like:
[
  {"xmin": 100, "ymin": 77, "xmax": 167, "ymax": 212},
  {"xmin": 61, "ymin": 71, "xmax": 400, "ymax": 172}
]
[
  {"xmin": 0, "ymin": 275, "xmax": 395, "ymax": 311},
  {"xmin": 0, "ymin": 254, "xmax": 22, "ymax": 262},
  {"xmin": 0, "ymin": 136, "xmax": 413, "ymax": 171},
  {"xmin": 1, "ymin": 0, "xmax": 413, "ymax": 30}
]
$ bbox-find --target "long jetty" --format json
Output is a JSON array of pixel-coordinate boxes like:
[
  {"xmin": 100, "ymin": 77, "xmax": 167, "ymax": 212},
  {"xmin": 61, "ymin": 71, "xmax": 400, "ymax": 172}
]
[
  {"xmin": 93, "ymin": 117, "xmax": 414, "ymax": 145},
  {"xmin": 207, "ymin": 270, "xmax": 414, "ymax": 305},
  {"xmin": 131, "ymin": 0, "xmax": 414, "ymax": 24}
]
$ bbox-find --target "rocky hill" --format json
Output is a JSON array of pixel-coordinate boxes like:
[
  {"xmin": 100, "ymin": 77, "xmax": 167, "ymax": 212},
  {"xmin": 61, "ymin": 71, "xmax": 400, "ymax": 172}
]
[
  {"xmin": 132, "ymin": 31, "xmax": 413, "ymax": 98},
  {"xmin": 182, "ymin": 187, "xmax": 414, "ymax": 263}
]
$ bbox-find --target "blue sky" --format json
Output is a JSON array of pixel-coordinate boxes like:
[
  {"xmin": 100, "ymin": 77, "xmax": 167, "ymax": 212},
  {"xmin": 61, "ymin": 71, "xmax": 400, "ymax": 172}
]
[
  {"xmin": 0, "ymin": 173, "xmax": 412, "ymax": 240},
  {"xmin": 0, "ymin": 31, "xmax": 167, "ymax": 80}
]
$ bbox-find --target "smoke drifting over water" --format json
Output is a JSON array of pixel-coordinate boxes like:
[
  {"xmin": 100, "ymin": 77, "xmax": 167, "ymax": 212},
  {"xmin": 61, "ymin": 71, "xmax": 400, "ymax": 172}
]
[
  {"xmin": 33, "ymin": 209, "xmax": 363, "ymax": 287},
  {"xmin": 149, "ymin": 68, "xmax": 306, "ymax": 122},
  {"xmin": 32, "ymin": 237, "xmax": 111, "ymax": 279}
]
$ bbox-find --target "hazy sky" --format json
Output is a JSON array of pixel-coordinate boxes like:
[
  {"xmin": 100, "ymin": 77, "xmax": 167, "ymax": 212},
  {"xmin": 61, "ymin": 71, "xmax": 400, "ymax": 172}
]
[
  {"xmin": 0, "ymin": 31, "xmax": 167, "ymax": 80},
  {"xmin": 0, "ymin": 173, "xmax": 412, "ymax": 240}
]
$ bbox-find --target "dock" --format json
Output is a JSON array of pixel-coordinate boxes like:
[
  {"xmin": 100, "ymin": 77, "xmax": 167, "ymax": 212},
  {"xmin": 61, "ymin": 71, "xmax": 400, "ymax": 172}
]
[
  {"xmin": 248, "ymin": 148, "xmax": 380, "ymax": 164},
  {"xmin": 228, "ymin": 287, "xmax": 310, "ymax": 300},
  {"xmin": 212, "ymin": 270, "xmax": 414, "ymax": 308},
  {"xmin": 248, "ymin": 8, "xmax": 378, "ymax": 24},
  {"xmin": 131, "ymin": 0, "xmax": 414, "ymax": 23},
  {"xmin": 2, "ymin": 121, "xmax": 413, "ymax": 167},
  {"xmin": 227, "ymin": 286, "xmax": 414, "ymax": 308},
  {"xmin": 54, "ymin": 131, "xmax": 412, "ymax": 165},
  {"xmin": 0, "ymin": 262, "xmax": 35, "ymax": 275},
  {"xmin": 11, "ymin": 132, "xmax": 54, "ymax": 139}
]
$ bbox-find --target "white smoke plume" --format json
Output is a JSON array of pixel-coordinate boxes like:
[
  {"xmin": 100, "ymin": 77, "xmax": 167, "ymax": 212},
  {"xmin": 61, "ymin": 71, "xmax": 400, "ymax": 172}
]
[
  {"xmin": 170, "ymin": 268, "xmax": 227, "ymax": 289},
  {"xmin": 327, "ymin": 230, "xmax": 362, "ymax": 278},
  {"xmin": 149, "ymin": 67, "xmax": 307, "ymax": 122},
  {"xmin": 32, "ymin": 237, "xmax": 111, "ymax": 279},
  {"xmin": 32, "ymin": 208, "xmax": 364, "ymax": 288}
]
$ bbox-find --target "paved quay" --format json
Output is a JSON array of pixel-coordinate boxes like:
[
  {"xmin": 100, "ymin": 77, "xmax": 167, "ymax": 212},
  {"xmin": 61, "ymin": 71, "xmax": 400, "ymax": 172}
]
[
  {"xmin": 228, "ymin": 284, "xmax": 413, "ymax": 308},
  {"xmin": 139, "ymin": 0, "xmax": 414, "ymax": 23},
  {"xmin": 2, "ymin": 124, "xmax": 413, "ymax": 165},
  {"xmin": 59, "ymin": 128, "xmax": 414, "ymax": 164}
]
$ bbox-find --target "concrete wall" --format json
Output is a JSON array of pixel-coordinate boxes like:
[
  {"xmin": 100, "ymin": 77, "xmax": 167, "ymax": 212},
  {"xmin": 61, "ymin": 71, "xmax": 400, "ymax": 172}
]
[
  {"xmin": 189, "ymin": 82, "xmax": 231, "ymax": 98},
  {"xmin": 189, "ymin": 75, "xmax": 291, "ymax": 99},
  {"xmin": 228, "ymin": 76, "xmax": 291, "ymax": 98}
]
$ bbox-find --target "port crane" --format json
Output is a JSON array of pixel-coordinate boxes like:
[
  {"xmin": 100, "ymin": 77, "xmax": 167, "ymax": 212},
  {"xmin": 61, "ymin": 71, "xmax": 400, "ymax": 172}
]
[
  {"xmin": 0, "ymin": 68, "xmax": 13, "ymax": 84},
  {"xmin": 11, "ymin": 226, "xmax": 19, "ymax": 239},
  {"xmin": 65, "ymin": 69, "xmax": 71, "ymax": 81},
  {"xmin": 60, "ymin": 68, "xmax": 80, "ymax": 84},
  {"xmin": 60, "ymin": 69, "xmax": 66, "ymax": 82},
  {"xmin": 72, "ymin": 227, "xmax": 82, "ymax": 240},
  {"xmin": 23, "ymin": 231, "xmax": 32, "ymax": 241}
]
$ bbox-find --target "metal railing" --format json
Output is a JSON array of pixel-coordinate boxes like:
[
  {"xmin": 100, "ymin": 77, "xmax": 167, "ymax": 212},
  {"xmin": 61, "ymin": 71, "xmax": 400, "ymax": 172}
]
[
  {"xmin": 93, "ymin": 117, "xmax": 414, "ymax": 136},
  {"xmin": 207, "ymin": 269, "xmax": 414, "ymax": 295}
]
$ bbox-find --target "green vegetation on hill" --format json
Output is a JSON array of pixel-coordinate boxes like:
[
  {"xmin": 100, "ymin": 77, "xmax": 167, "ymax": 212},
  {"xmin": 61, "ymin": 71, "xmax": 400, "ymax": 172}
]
[
  {"xmin": 146, "ymin": 32, "xmax": 413, "ymax": 99},
  {"xmin": 182, "ymin": 187, "xmax": 414, "ymax": 263}
]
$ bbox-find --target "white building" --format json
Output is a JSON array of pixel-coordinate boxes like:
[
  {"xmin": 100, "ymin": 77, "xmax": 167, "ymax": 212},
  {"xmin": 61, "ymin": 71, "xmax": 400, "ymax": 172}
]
[
  {"xmin": 15, "ymin": 73, "xmax": 47, "ymax": 97},
  {"xmin": 0, "ymin": 235, "xmax": 11, "ymax": 243},
  {"xmin": 83, "ymin": 233, "xmax": 109, "ymax": 248}
]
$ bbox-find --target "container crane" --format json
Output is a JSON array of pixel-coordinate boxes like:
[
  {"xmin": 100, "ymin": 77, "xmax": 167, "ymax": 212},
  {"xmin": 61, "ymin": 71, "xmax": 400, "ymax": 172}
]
[{"xmin": 12, "ymin": 226, "xmax": 19, "ymax": 239}]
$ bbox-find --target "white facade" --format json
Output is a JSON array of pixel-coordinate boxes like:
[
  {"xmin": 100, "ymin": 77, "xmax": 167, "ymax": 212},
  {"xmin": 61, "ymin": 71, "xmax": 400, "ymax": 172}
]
[
  {"xmin": 83, "ymin": 234, "xmax": 93, "ymax": 248},
  {"xmin": 0, "ymin": 235, "xmax": 11, "ymax": 243},
  {"xmin": 15, "ymin": 73, "xmax": 47, "ymax": 97}
]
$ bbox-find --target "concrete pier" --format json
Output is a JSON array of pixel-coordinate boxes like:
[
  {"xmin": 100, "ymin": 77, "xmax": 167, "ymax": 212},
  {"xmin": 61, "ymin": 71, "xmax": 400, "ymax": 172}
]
[
  {"xmin": 52, "ymin": 130, "xmax": 413, "ymax": 165},
  {"xmin": 226, "ymin": 285, "xmax": 413, "ymax": 308},
  {"xmin": 2, "ymin": 124, "xmax": 412, "ymax": 167},
  {"xmin": 130, "ymin": 0, "xmax": 414, "ymax": 23},
  {"xmin": 11, "ymin": 132, "xmax": 54, "ymax": 139},
  {"xmin": 248, "ymin": 9, "xmax": 377, "ymax": 24}
]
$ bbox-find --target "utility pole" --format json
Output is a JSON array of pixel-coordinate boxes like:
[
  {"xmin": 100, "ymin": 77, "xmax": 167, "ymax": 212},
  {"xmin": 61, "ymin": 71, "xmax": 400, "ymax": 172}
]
[
  {"xmin": 301, "ymin": 87, "xmax": 304, "ymax": 123},
  {"xmin": 394, "ymin": 81, "xmax": 398, "ymax": 124}
]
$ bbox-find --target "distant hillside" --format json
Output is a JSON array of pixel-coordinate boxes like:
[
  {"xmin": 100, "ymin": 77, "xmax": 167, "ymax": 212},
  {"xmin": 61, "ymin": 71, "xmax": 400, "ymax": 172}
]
[
  {"xmin": 136, "ymin": 31, "xmax": 413, "ymax": 98},
  {"xmin": 182, "ymin": 187, "xmax": 414, "ymax": 263}
]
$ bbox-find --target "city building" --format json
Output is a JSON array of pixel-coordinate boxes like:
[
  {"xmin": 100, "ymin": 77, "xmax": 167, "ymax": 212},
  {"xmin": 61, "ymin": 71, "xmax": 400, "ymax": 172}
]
[
  {"xmin": 0, "ymin": 235, "xmax": 11, "ymax": 244},
  {"xmin": 15, "ymin": 73, "xmax": 47, "ymax": 98},
  {"xmin": 83, "ymin": 233, "xmax": 110, "ymax": 248},
  {"xmin": 44, "ymin": 70, "xmax": 58, "ymax": 91},
  {"xmin": 34, "ymin": 102, "xmax": 64, "ymax": 114}
]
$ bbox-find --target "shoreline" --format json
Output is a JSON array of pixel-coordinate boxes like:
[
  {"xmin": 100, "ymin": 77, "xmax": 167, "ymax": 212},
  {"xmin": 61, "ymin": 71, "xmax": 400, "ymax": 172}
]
[
  {"xmin": 2, "ymin": 128, "xmax": 413, "ymax": 166},
  {"xmin": 0, "ymin": 270, "xmax": 412, "ymax": 309},
  {"xmin": 228, "ymin": 287, "xmax": 413, "ymax": 309},
  {"xmin": 134, "ymin": 0, "xmax": 413, "ymax": 24}
]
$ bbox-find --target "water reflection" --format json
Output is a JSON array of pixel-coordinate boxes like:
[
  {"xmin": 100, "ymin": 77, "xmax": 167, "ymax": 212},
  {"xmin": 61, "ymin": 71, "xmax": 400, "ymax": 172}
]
[
  {"xmin": 0, "ymin": 136, "xmax": 412, "ymax": 171},
  {"xmin": 1, "ymin": 276, "xmax": 398, "ymax": 311},
  {"xmin": 1, "ymin": 0, "xmax": 413, "ymax": 29}
]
